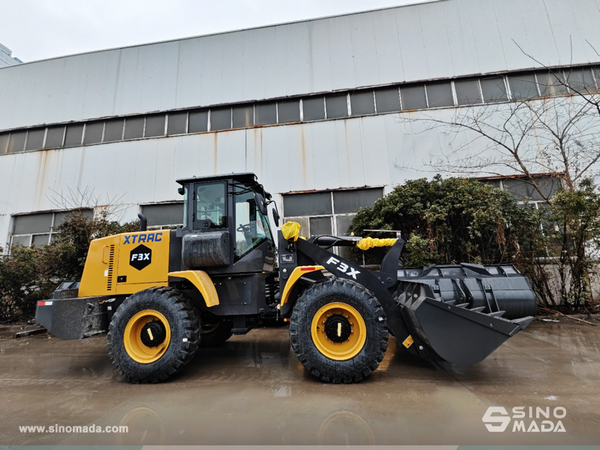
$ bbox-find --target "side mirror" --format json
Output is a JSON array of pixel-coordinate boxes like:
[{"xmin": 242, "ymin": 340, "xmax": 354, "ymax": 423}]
[
  {"xmin": 254, "ymin": 192, "xmax": 268, "ymax": 216},
  {"xmin": 271, "ymin": 207, "xmax": 280, "ymax": 228},
  {"xmin": 178, "ymin": 187, "xmax": 185, "ymax": 195}
]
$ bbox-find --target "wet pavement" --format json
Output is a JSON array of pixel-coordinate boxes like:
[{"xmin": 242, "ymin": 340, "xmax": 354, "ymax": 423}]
[{"xmin": 0, "ymin": 320, "xmax": 599, "ymax": 446}]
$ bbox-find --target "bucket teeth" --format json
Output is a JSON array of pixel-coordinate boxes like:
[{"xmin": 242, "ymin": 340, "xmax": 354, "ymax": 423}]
[
  {"xmin": 443, "ymin": 300, "xmax": 456, "ymax": 305},
  {"xmin": 470, "ymin": 306, "xmax": 486, "ymax": 313},
  {"xmin": 488, "ymin": 310, "xmax": 506, "ymax": 318},
  {"xmin": 456, "ymin": 303, "xmax": 469, "ymax": 308}
]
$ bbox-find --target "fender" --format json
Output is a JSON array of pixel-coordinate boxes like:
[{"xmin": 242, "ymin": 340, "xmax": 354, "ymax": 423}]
[
  {"xmin": 168, "ymin": 270, "xmax": 219, "ymax": 307},
  {"xmin": 279, "ymin": 265, "xmax": 324, "ymax": 308}
]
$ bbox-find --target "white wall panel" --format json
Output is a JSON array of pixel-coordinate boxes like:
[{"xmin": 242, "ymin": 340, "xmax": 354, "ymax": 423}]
[{"xmin": 3, "ymin": 0, "xmax": 600, "ymax": 131}]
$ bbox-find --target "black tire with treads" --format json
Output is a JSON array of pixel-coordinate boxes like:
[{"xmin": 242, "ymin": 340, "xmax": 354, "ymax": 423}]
[
  {"xmin": 107, "ymin": 286, "xmax": 200, "ymax": 383},
  {"xmin": 289, "ymin": 278, "xmax": 388, "ymax": 384}
]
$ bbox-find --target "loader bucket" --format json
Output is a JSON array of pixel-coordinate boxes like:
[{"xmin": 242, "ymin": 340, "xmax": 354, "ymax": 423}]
[{"xmin": 395, "ymin": 264, "xmax": 536, "ymax": 365}]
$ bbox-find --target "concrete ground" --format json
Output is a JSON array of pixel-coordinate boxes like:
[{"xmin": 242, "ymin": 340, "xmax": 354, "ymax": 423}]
[{"xmin": 0, "ymin": 319, "xmax": 599, "ymax": 446}]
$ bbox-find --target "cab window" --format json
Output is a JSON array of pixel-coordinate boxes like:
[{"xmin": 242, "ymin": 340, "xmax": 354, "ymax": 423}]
[
  {"xmin": 193, "ymin": 182, "xmax": 227, "ymax": 229},
  {"xmin": 234, "ymin": 187, "xmax": 272, "ymax": 258}
]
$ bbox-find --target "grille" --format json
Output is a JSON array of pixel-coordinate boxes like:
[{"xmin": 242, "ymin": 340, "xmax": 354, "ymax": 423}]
[{"xmin": 107, "ymin": 245, "xmax": 115, "ymax": 291}]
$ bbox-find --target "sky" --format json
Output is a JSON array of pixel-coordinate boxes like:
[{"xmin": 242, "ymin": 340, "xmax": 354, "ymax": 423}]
[{"xmin": 1, "ymin": 0, "xmax": 431, "ymax": 63}]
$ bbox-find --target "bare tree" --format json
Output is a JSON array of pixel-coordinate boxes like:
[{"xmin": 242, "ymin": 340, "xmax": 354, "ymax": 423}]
[
  {"xmin": 409, "ymin": 95, "xmax": 600, "ymax": 198},
  {"xmin": 399, "ymin": 63, "xmax": 600, "ymax": 311}
]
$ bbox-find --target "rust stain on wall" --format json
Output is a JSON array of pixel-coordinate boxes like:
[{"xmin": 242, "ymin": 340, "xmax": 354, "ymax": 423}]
[
  {"xmin": 35, "ymin": 150, "xmax": 50, "ymax": 209},
  {"xmin": 300, "ymin": 127, "xmax": 307, "ymax": 188}
]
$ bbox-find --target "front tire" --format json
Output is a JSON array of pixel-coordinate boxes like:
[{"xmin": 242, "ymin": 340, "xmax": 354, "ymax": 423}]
[
  {"xmin": 289, "ymin": 278, "xmax": 388, "ymax": 383},
  {"xmin": 107, "ymin": 287, "xmax": 200, "ymax": 383}
]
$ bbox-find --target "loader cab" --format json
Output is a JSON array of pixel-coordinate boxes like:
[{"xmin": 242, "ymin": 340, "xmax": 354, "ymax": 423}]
[{"xmin": 177, "ymin": 173, "xmax": 276, "ymax": 273}]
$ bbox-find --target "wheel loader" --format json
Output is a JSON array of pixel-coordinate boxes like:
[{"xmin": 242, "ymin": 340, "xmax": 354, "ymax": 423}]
[{"xmin": 36, "ymin": 172, "xmax": 537, "ymax": 384}]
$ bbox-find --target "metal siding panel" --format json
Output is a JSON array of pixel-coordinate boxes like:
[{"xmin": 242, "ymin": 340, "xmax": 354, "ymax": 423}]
[
  {"xmin": 274, "ymin": 24, "xmax": 312, "ymax": 97},
  {"xmin": 309, "ymin": 20, "xmax": 333, "ymax": 93},
  {"xmin": 177, "ymin": 34, "xmax": 224, "ymax": 107},
  {"xmin": 334, "ymin": 119, "xmax": 367, "ymax": 189},
  {"xmin": 249, "ymin": 27, "xmax": 279, "ymax": 101},
  {"xmin": 542, "ymin": 0, "xmax": 600, "ymax": 66},
  {"xmin": 307, "ymin": 123, "xmax": 338, "ymax": 191},
  {"xmin": 348, "ymin": 15, "xmax": 380, "ymax": 88},
  {"xmin": 214, "ymin": 131, "xmax": 248, "ymax": 175},
  {"xmin": 352, "ymin": 117, "xmax": 392, "ymax": 188},
  {"xmin": 493, "ymin": 0, "xmax": 539, "ymax": 71},
  {"xmin": 420, "ymin": 2, "xmax": 456, "ymax": 78},
  {"xmin": 2, "ymin": 0, "xmax": 600, "ymax": 132},
  {"xmin": 327, "ymin": 18, "xmax": 356, "ymax": 90},
  {"xmin": 372, "ymin": 11, "xmax": 406, "ymax": 85},
  {"xmin": 393, "ymin": 6, "xmax": 429, "ymax": 82},
  {"xmin": 467, "ymin": 0, "xmax": 508, "ymax": 73},
  {"xmin": 220, "ymin": 34, "xmax": 245, "ymax": 103},
  {"xmin": 440, "ymin": 1, "xmax": 480, "ymax": 77}
]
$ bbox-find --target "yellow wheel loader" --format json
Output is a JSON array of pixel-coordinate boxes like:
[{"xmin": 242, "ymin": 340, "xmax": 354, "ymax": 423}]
[{"xmin": 36, "ymin": 173, "xmax": 536, "ymax": 383}]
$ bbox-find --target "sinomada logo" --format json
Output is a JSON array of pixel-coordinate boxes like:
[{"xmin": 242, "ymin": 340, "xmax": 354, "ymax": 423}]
[{"xmin": 482, "ymin": 406, "xmax": 567, "ymax": 433}]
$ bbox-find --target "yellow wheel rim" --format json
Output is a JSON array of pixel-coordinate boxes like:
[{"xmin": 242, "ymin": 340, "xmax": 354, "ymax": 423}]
[
  {"xmin": 311, "ymin": 302, "xmax": 367, "ymax": 361},
  {"xmin": 124, "ymin": 310, "xmax": 171, "ymax": 364}
]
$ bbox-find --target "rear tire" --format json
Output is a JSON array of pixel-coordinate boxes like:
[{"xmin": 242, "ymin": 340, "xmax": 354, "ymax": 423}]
[
  {"xmin": 107, "ymin": 286, "xmax": 200, "ymax": 383},
  {"xmin": 289, "ymin": 278, "xmax": 388, "ymax": 383}
]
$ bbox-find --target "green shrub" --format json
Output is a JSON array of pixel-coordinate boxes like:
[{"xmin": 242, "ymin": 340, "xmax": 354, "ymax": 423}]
[{"xmin": 0, "ymin": 210, "xmax": 138, "ymax": 323}]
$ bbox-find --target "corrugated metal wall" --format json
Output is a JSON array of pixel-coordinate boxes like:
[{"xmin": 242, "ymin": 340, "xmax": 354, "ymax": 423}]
[
  {"xmin": 1, "ymin": 0, "xmax": 600, "ymax": 244},
  {"xmin": 1, "ymin": 0, "xmax": 600, "ymax": 130}
]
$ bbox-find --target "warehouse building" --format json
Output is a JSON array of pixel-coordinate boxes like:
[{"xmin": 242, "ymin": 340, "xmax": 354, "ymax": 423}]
[
  {"xmin": 1, "ymin": 0, "xmax": 599, "ymax": 249},
  {"xmin": 0, "ymin": 43, "xmax": 22, "ymax": 68}
]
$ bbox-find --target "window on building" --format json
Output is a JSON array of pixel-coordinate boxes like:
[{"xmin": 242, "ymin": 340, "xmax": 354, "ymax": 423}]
[
  {"xmin": 189, "ymin": 110, "xmax": 208, "ymax": 133},
  {"xmin": 479, "ymin": 175, "xmax": 561, "ymax": 210},
  {"xmin": 538, "ymin": 72, "xmax": 569, "ymax": 97},
  {"xmin": 232, "ymin": 105, "xmax": 254, "ymax": 128},
  {"xmin": 283, "ymin": 188, "xmax": 383, "ymax": 238},
  {"xmin": 0, "ymin": 133, "xmax": 8, "ymax": 154},
  {"xmin": 481, "ymin": 77, "xmax": 508, "ymax": 102},
  {"xmin": 326, "ymin": 94, "xmax": 349, "ymax": 119},
  {"xmin": 124, "ymin": 117, "xmax": 144, "ymax": 140},
  {"xmin": 11, "ymin": 209, "xmax": 94, "ymax": 247},
  {"xmin": 426, "ymin": 82, "xmax": 454, "ymax": 108},
  {"xmin": 64, "ymin": 124, "xmax": 84, "ymax": 147},
  {"xmin": 25, "ymin": 128, "xmax": 45, "ymax": 151},
  {"xmin": 350, "ymin": 90, "xmax": 375, "ymax": 115},
  {"xmin": 303, "ymin": 97, "xmax": 325, "ymax": 121},
  {"xmin": 104, "ymin": 119, "xmax": 124, "ymax": 142},
  {"xmin": 83, "ymin": 121, "xmax": 104, "ymax": 145},
  {"xmin": 502, "ymin": 177, "xmax": 560, "ymax": 202},
  {"xmin": 455, "ymin": 79, "xmax": 482, "ymax": 105},
  {"xmin": 7, "ymin": 131, "xmax": 26, "ymax": 153},
  {"xmin": 141, "ymin": 203, "xmax": 184, "ymax": 228},
  {"xmin": 277, "ymin": 99, "xmax": 301, "ymax": 123},
  {"xmin": 145, "ymin": 114, "xmax": 165, "ymax": 137},
  {"xmin": 167, "ymin": 112, "xmax": 188, "ymax": 135},
  {"xmin": 508, "ymin": 73, "xmax": 539, "ymax": 100},
  {"xmin": 401, "ymin": 85, "xmax": 427, "ymax": 110},
  {"xmin": 375, "ymin": 87, "xmax": 400, "ymax": 113},
  {"xmin": 210, "ymin": 108, "xmax": 232, "ymax": 131},
  {"xmin": 284, "ymin": 192, "xmax": 332, "ymax": 217},
  {"xmin": 565, "ymin": 68, "xmax": 597, "ymax": 93},
  {"xmin": 255, "ymin": 102, "xmax": 277, "ymax": 126},
  {"xmin": 45, "ymin": 126, "xmax": 65, "ymax": 148},
  {"xmin": 594, "ymin": 67, "xmax": 600, "ymax": 90}
]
